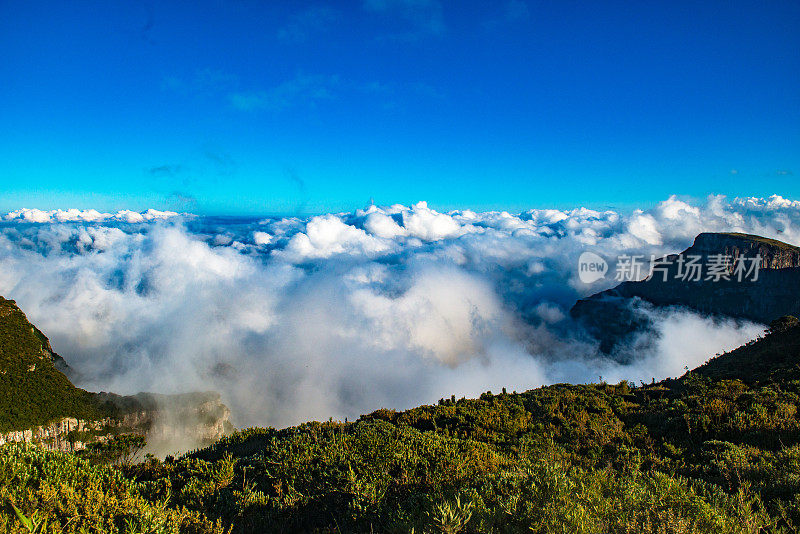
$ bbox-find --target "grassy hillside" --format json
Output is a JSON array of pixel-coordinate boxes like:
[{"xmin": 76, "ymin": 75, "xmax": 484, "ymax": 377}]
[
  {"xmin": 0, "ymin": 297, "xmax": 101, "ymax": 432},
  {"xmin": 2, "ymin": 318, "xmax": 800, "ymax": 532},
  {"xmin": 693, "ymin": 316, "xmax": 800, "ymax": 383}
]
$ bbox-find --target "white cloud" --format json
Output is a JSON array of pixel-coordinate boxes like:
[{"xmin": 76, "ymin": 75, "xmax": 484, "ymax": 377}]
[
  {"xmin": 363, "ymin": 211, "xmax": 406, "ymax": 239},
  {"xmin": 252, "ymin": 231, "xmax": 273, "ymax": 246},
  {"xmin": 281, "ymin": 214, "xmax": 394, "ymax": 260},
  {"xmin": 1, "ymin": 194, "xmax": 798, "ymax": 432},
  {"xmin": 400, "ymin": 201, "xmax": 469, "ymax": 240},
  {"xmin": 3, "ymin": 208, "xmax": 180, "ymax": 224},
  {"xmin": 627, "ymin": 212, "xmax": 663, "ymax": 245}
]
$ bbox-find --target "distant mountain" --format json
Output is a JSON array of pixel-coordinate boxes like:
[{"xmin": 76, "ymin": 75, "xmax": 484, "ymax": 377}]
[
  {"xmin": 571, "ymin": 232, "xmax": 800, "ymax": 351},
  {"xmin": 0, "ymin": 296, "xmax": 232, "ymax": 454}
]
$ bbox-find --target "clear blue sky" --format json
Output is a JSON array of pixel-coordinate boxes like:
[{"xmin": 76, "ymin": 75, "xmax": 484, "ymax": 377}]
[{"xmin": 1, "ymin": 1, "xmax": 798, "ymax": 215}]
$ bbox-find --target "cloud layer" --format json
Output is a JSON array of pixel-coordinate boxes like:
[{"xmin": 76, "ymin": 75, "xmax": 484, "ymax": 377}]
[
  {"xmin": 3, "ymin": 208, "xmax": 180, "ymax": 224},
  {"xmin": 1, "ymin": 195, "xmax": 798, "ymax": 429}
]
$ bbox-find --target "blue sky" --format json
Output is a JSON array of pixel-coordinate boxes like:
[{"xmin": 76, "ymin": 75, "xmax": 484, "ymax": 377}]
[{"xmin": 1, "ymin": 0, "xmax": 798, "ymax": 215}]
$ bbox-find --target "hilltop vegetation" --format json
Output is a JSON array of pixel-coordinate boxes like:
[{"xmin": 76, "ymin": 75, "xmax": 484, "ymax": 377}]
[
  {"xmin": 0, "ymin": 443, "xmax": 224, "ymax": 533},
  {"xmin": 693, "ymin": 316, "xmax": 800, "ymax": 383},
  {"xmin": 3, "ymin": 320, "xmax": 800, "ymax": 532}
]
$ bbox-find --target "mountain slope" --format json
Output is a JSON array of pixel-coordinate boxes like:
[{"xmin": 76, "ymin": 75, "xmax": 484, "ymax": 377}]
[
  {"xmin": 692, "ymin": 315, "xmax": 800, "ymax": 383},
  {"xmin": 0, "ymin": 297, "xmax": 100, "ymax": 432},
  {"xmin": 0, "ymin": 296, "xmax": 233, "ymax": 456},
  {"xmin": 115, "ymin": 324, "xmax": 800, "ymax": 533}
]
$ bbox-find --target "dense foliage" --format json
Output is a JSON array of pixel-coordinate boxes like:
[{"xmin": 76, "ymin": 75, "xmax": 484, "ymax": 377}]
[
  {"xmin": 694, "ymin": 315, "xmax": 800, "ymax": 383},
  {"xmin": 0, "ymin": 297, "xmax": 101, "ymax": 432},
  {"xmin": 0, "ymin": 443, "xmax": 224, "ymax": 533},
  {"xmin": 2, "ymin": 320, "xmax": 799, "ymax": 532},
  {"xmin": 122, "ymin": 370, "xmax": 797, "ymax": 533}
]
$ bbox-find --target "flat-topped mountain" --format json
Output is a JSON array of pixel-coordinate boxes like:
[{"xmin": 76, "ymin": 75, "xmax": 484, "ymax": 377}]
[
  {"xmin": 572, "ymin": 232, "xmax": 800, "ymax": 351},
  {"xmin": 688, "ymin": 232, "xmax": 800, "ymax": 269}
]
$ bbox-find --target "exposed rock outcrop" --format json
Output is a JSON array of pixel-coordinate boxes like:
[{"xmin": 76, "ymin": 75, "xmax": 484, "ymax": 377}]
[
  {"xmin": 94, "ymin": 391, "xmax": 234, "ymax": 456},
  {"xmin": 0, "ymin": 393, "xmax": 233, "ymax": 456}
]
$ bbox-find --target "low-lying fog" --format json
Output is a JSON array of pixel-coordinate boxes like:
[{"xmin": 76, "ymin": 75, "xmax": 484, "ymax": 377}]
[{"xmin": 2, "ymin": 195, "xmax": 798, "ymax": 428}]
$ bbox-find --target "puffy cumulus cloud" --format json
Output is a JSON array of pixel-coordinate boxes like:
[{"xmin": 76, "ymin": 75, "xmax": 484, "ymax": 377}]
[
  {"xmin": 348, "ymin": 265, "xmax": 511, "ymax": 365},
  {"xmin": 400, "ymin": 201, "xmax": 469, "ymax": 241},
  {"xmin": 627, "ymin": 212, "xmax": 663, "ymax": 246},
  {"xmin": 737, "ymin": 194, "xmax": 800, "ymax": 211},
  {"xmin": 363, "ymin": 211, "xmax": 406, "ymax": 239},
  {"xmin": 252, "ymin": 231, "xmax": 273, "ymax": 246},
  {"xmin": 281, "ymin": 215, "xmax": 394, "ymax": 260},
  {"xmin": 1, "ymin": 194, "xmax": 799, "ymax": 437}
]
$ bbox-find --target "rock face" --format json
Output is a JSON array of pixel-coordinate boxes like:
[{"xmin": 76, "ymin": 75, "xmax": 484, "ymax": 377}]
[
  {"xmin": 571, "ymin": 233, "xmax": 800, "ymax": 351},
  {"xmin": 687, "ymin": 232, "xmax": 800, "ymax": 270},
  {"xmin": 0, "ymin": 412, "xmax": 150, "ymax": 453},
  {"xmin": 0, "ymin": 295, "xmax": 233, "ymax": 456},
  {"xmin": 94, "ymin": 391, "xmax": 234, "ymax": 456},
  {"xmin": 0, "ymin": 394, "xmax": 233, "ymax": 456}
]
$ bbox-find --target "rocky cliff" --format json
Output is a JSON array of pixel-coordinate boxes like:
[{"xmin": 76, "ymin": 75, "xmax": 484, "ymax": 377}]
[
  {"xmin": 0, "ymin": 296, "xmax": 233, "ymax": 456},
  {"xmin": 571, "ymin": 232, "xmax": 800, "ymax": 351}
]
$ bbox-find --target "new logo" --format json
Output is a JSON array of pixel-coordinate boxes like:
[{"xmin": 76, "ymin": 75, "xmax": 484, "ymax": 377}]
[{"xmin": 577, "ymin": 251, "xmax": 608, "ymax": 284}]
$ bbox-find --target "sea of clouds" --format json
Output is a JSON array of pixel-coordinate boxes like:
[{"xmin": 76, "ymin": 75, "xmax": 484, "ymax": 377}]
[{"xmin": 2, "ymin": 194, "xmax": 799, "ymax": 429}]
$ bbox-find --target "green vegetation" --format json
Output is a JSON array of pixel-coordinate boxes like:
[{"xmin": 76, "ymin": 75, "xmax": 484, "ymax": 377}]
[
  {"xmin": 83, "ymin": 434, "xmax": 149, "ymax": 467},
  {"xmin": 2, "ymin": 306, "xmax": 799, "ymax": 532},
  {"xmin": 693, "ymin": 315, "xmax": 800, "ymax": 383},
  {"xmin": 0, "ymin": 443, "xmax": 223, "ymax": 533},
  {"xmin": 0, "ymin": 297, "xmax": 101, "ymax": 432}
]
